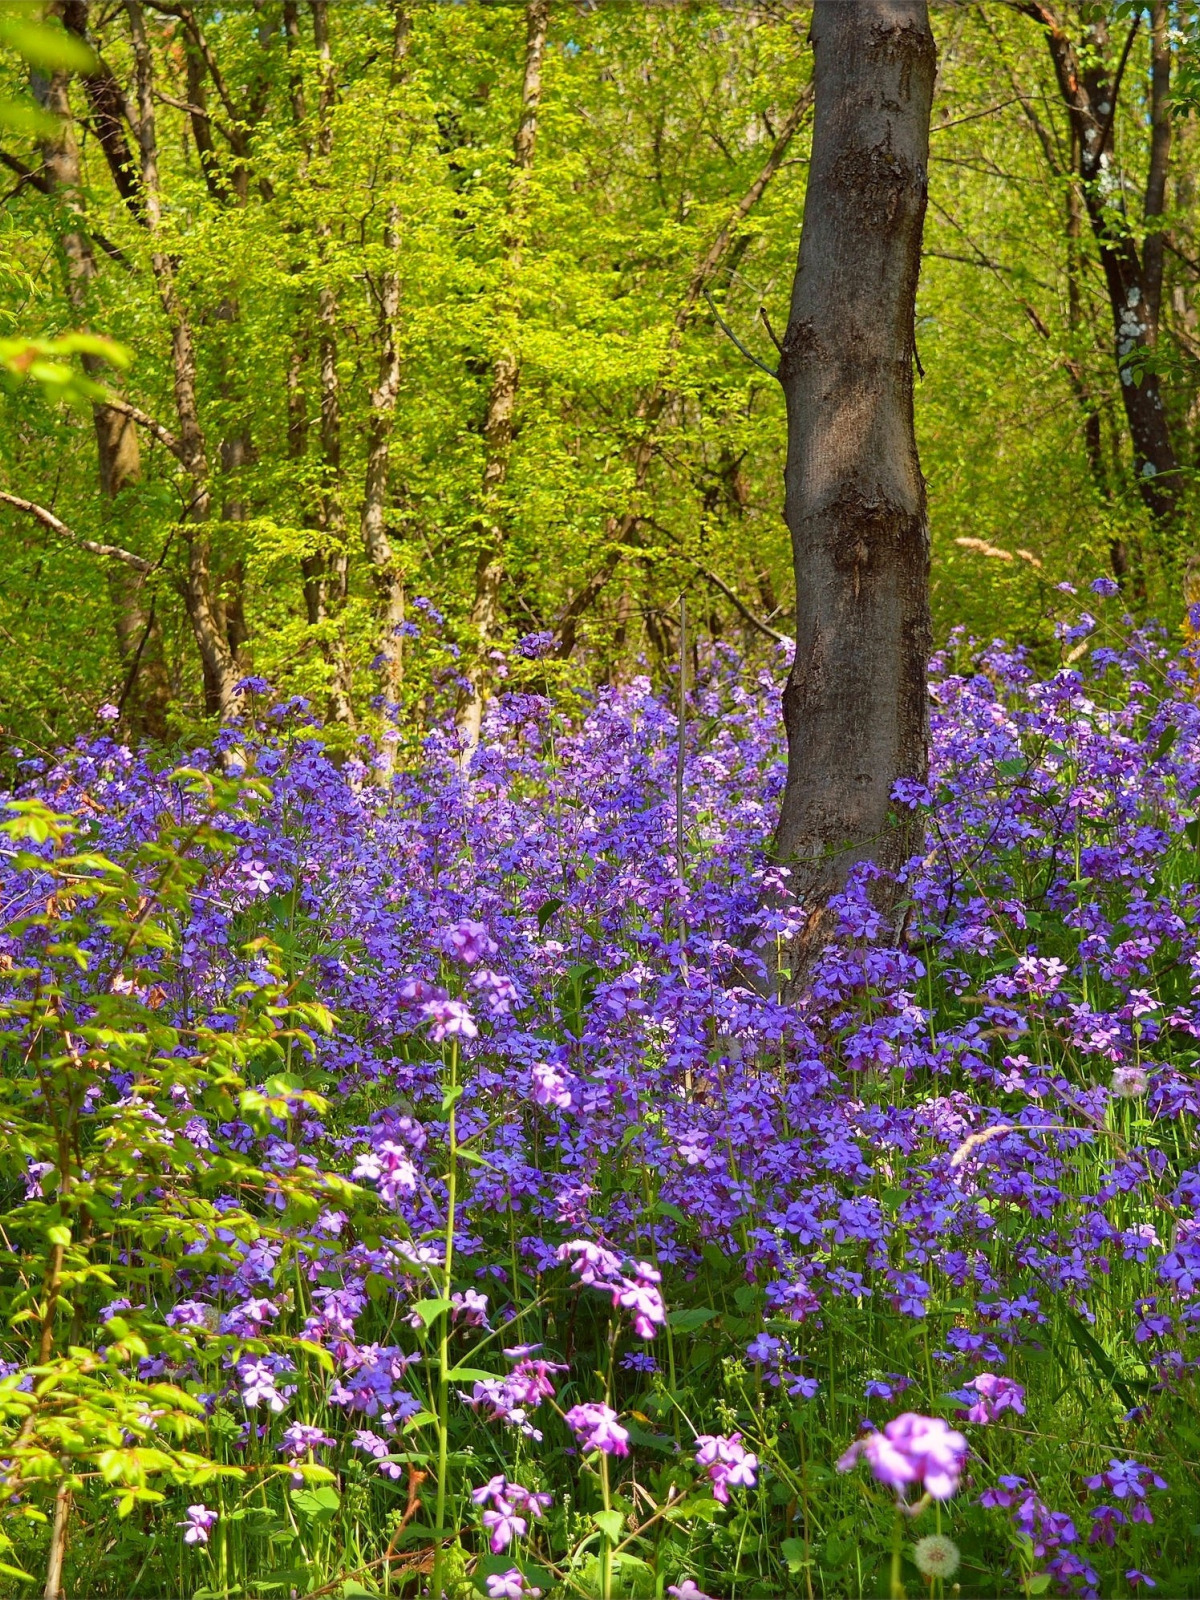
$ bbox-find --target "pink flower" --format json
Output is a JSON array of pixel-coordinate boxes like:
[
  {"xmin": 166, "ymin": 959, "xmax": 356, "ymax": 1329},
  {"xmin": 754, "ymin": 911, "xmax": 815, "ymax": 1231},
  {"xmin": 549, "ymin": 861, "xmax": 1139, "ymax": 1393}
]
[
  {"xmin": 486, "ymin": 1571, "xmax": 543, "ymax": 1600},
  {"xmin": 531, "ymin": 1062, "xmax": 573, "ymax": 1109},
  {"xmin": 564, "ymin": 1402, "xmax": 629, "ymax": 1457},
  {"xmin": 443, "ymin": 919, "xmax": 497, "ymax": 964},
  {"xmin": 962, "ymin": 1372, "xmax": 1025, "ymax": 1424},
  {"xmin": 179, "ymin": 1504, "xmax": 218, "ymax": 1545},
  {"xmin": 694, "ymin": 1433, "xmax": 758, "ymax": 1503},
  {"xmin": 837, "ymin": 1413, "xmax": 968, "ymax": 1502},
  {"xmin": 420, "ymin": 997, "xmax": 477, "ymax": 1040}
]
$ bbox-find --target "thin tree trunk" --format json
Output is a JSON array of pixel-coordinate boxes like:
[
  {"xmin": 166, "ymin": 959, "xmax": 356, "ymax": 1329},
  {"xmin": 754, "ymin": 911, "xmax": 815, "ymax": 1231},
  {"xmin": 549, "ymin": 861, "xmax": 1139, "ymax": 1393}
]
[
  {"xmin": 126, "ymin": 0, "xmax": 242, "ymax": 718},
  {"xmin": 773, "ymin": 0, "xmax": 935, "ymax": 974},
  {"xmin": 34, "ymin": 37, "xmax": 171, "ymax": 738},
  {"xmin": 1023, "ymin": 3, "xmax": 1180, "ymax": 526},
  {"xmin": 310, "ymin": 0, "xmax": 354, "ymax": 724},
  {"xmin": 457, "ymin": 0, "xmax": 551, "ymax": 753}
]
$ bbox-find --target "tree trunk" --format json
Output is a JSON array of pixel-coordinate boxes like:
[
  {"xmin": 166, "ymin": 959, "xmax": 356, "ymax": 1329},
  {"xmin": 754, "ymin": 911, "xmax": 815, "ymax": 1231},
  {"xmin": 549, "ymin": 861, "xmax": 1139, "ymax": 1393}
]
[
  {"xmin": 125, "ymin": 0, "xmax": 241, "ymax": 720},
  {"xmin": 773, "ymin": 0, "xmax": 935, "ymax": 969},
  {"xmin": 34, "ymin": 38, "xmax": 171, "ymax": 739},
  {"xmin": 1027, "ymin": 3, "xmax": 1180, "ymax": 526},
  {"xmin": 457, "ymin": 0, "xmax": 550, "ymax": 754}
]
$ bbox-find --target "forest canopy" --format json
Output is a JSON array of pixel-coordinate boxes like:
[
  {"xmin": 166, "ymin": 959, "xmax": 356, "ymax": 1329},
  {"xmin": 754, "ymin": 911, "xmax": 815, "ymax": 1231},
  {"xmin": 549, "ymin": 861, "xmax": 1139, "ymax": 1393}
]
[{"xmin": 2, "ymin": 0, "xmax": 1198, "ymax": 758}]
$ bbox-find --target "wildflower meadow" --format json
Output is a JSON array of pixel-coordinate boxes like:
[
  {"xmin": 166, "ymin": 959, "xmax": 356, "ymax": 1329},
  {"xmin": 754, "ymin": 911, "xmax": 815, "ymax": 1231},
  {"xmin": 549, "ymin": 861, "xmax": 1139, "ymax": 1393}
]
[{"xmin": 3, "ymin": 588, "xmax": 1200, "ymax": 1599}]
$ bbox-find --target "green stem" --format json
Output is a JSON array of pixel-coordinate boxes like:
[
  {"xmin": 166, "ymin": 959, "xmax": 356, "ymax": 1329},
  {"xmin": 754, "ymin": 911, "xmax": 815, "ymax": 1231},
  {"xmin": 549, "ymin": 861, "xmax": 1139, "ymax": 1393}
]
[
  {"xmin": 891, "ymin": 1505, "xmax": 905, "ymax": 1600},
  {"xmin": 432, "ymin": 1041, "xmax": 460, "ymax": 1600},
  {"xmin": 599, "ymin": 1450, "xmax": 613, "ymax": 1600}
]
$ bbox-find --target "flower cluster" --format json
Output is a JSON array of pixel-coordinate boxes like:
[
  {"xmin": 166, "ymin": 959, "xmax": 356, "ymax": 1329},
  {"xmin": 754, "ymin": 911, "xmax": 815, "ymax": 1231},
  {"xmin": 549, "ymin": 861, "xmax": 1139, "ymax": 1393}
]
[{"xmin": 838, "ymin": 1414, "xmax": 968, "ymax": 1503}]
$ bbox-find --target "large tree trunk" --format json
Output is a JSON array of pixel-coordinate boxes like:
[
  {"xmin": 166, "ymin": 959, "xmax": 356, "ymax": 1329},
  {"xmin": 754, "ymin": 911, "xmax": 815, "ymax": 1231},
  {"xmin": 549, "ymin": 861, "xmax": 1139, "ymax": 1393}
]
[{"xmin": 773, "ymin": 0, "xmax": 935, "ymax": 967}]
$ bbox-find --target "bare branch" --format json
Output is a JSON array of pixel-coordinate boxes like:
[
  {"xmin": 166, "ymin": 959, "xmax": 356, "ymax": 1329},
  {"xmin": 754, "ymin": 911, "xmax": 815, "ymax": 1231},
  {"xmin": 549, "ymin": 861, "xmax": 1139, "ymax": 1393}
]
[
  {"xmin": 931, "ymin": 96, "xmax": 1022, "ymax": 134},
  {"xmin": 0, "ymin": 149, "xmax": 51, "ymax": 195},
  {"xmin": 704, "ymin": 290, "xmax": 779, "ymax": 381},
  {"xmin": 98, "ymin": 395, "xmax": 183, "ymax": 460},
  {"xmin": 0, "ymin": 491, "xmax": 153, "ymax": 572},
  {"xmin": 689, "ymin": 559, "xmax": 789, "ymax": 644}
]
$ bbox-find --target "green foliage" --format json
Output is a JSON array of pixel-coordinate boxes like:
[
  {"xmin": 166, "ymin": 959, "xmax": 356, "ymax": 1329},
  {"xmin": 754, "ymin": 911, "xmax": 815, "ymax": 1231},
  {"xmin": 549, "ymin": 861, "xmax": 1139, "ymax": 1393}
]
[
  {"xmin": 0, "ymin": 775, "xmax": 364, "ymax": 1526},
  {"xmin": 1, "ymin": 3, "xmax": 1194, "ymax": 756}
]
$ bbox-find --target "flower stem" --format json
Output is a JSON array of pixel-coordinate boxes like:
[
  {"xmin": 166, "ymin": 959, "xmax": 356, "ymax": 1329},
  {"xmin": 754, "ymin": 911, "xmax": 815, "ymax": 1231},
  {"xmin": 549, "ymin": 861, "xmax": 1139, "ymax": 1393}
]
[
  {"xmin": 600, "ymin": 1450, "xmax": 613, "ymax": 1600},
  {"xmin": 891, "ymin": 1505, "xmax": 906, "ymax": 1600},
  {"xmin": 432, "ymin": 1041, "xmax": 459, "ymax": 1600}
]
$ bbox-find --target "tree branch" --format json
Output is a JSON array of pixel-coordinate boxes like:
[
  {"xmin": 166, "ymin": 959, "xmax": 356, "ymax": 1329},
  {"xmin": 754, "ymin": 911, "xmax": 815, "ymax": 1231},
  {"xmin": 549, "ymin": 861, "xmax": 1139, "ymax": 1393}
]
[
  {"xmin": 689, "ymin": 559, "xmax": 789, "ymax": 644},
  {"xmin": 98, "ymin": 395, "xmax": 183, "ymax": 460},
  {"xmin": 0, "ymin": 149, "xmax": 51, "ymax": 195},
  {"xmin": 0, "ymin": 492, "xmax": 153, "ymax": 572},
  {"xmin": 704, "ymin": 290, "xmax": 779, "ymax": 381}
]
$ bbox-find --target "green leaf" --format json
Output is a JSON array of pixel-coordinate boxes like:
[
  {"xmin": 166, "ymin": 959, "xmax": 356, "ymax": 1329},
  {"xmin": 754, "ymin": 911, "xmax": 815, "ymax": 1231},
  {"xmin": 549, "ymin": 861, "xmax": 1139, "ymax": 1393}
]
[
  {"xmin": 666, "ymin": 1306, "xmax": 717, "ymax": 1331},
  {"xmin": 536, "ymin": 896, "xmax": 563, "ymax": 931},
  {"xmin": 290, "ymin": 1486, "xmax": 340, "ymax": 1520},
  {"xmin": 410, "ymin": 1297, "xmax": 452, "ymax": 1330},
  {"xmin": 444, "ymin": 1366, "xmax": 499, "ymax": 1383},
  {"xmin": 623, "ymin": 1420, "xmax": 674, "ymax": 1453},
  {"xmin": 0, "ymin": 17, "xmax": 96, "ymax": 71},
  {"xmin": 594, "ymin": 1509, "xmax": 624, "ymax": 1542},
  {"xmin": 781, "ymin": 1536, "xmax": 807, "ymax": 1574},
  {"xmin": 664, "ymin": 1495, "xmax": 723, "ymax": 1523},
  {"xmin": 46, "ymin": 1224, "xmax": 70, "ymax": 1247},
  {"xmin": 441, "ymin": 1084, "xmax": 464, "ymax": 1113}
]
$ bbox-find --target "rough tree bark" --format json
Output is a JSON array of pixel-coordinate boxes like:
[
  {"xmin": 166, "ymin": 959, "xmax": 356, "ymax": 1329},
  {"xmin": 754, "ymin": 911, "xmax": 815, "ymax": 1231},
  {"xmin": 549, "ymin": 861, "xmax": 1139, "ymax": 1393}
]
[
  {"xmin": 772, "ymin": 0, "xmax": 935, "ymax": 968},
  {"xmin": 457, "ymin": 0, "xmax": 550, "ymax": 754}
]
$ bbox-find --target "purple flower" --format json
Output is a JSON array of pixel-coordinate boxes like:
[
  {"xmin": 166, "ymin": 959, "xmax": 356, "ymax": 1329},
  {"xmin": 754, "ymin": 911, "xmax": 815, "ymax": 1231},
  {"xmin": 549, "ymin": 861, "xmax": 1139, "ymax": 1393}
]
[
  {"xmin": 471, "ymin": 1477, "xmax": 551, "ymax": 1552},
  {"xmin": 961, "ymin": 1373, "xmax": 1026, "ymax": 1424},
  {"xmin": 452, "ymin": 1289, "xmax": 490, "ymax": 1327},
  {"xmin": 420, "ymin": 997, "xmax": 478, "ymax": 1040},
  {"xmin": 515, "ymin": 630, "xmax": 555, "ymax": 660},
  {"xmin": 838, "ymin": 1413, "xmax": 968, "ymax": 1502},
  {"xmin": 668, "ymin": 1584, "xmax": 714, "ymax": 1600},
  {"xmin": 442, "ymin": 919, "xmax": 498, "ymax": 965},
  {"xmin": 1084, "ymin": 1459, "xmax": 1167, "ymax": 1501},
  {"xmin": 179, "ymin": 1504, "xmax": 218, "ymax": 1545},
  {"xmin": 96, "ymin": 702, "xmax": 120, "ymax": 722},
  {"xmin": 238, "ymin": 1357, "xmax": 292, "ymax": 1413},
  {"xmin": 486, "ymin": 1571, "xmax": 543, "ymax": 1600},
  {"xmin": 352, "ymin": 1428, "xmax": 404, "ymax": 1480},
  {"xmin": 564, "ymin": 1403, "xmax": 629, "ymax": 1457},
  {"xmin": 694, "ymin": 1433, "xmax": 758, "ymax": 1504},
  {"xmin": 530, "ymin": 1062, "xmax": 573, "ymax": 1109}
]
